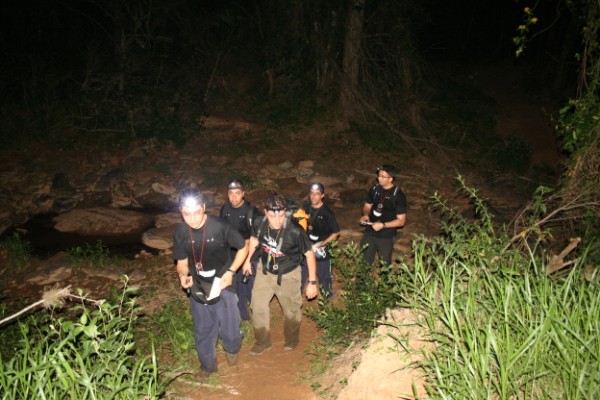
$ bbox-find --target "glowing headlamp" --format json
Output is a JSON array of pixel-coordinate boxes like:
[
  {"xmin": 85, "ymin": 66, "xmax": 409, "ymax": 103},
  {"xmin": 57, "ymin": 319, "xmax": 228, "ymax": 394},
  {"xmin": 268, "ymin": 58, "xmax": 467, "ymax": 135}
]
[
  {"xmin": 309, "ymin": 183, "xmax": 324, "ymax": 193},
  {"xmin": 228, "ymin": 179, "xmax": 244, "ymax": 190},
  {"xmin": 182, "ymin": 196, "xmax": 201, "ymax": 208}
]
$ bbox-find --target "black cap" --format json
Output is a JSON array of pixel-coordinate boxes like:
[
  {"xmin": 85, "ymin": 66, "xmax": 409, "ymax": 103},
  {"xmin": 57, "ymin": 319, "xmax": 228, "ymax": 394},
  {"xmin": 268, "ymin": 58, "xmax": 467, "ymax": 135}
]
[
  {"xmin": 227, "ymin": 179, "xmax": 244, "ymax": 190},
  {"xmin": 376, "ymin": 164, "xmax": 397, "ymax": 178}
]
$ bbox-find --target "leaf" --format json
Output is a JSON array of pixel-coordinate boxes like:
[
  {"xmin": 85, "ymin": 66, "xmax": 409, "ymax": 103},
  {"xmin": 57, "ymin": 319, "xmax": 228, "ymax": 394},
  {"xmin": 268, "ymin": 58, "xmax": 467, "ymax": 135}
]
[{"xmin": 83, "ymin": 324, "xmax": 99, "ymax": 338}]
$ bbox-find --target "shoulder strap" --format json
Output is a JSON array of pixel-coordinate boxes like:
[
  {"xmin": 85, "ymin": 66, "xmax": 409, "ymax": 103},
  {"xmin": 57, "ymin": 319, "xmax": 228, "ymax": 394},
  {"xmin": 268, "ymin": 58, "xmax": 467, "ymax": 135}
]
[
  {"xmin": 255, "ymin": 215, "xmax": 267, "ymax": 238},
  {"xmin": 245, "ymin": 202, "xmax": 254, "ymax": 231}
]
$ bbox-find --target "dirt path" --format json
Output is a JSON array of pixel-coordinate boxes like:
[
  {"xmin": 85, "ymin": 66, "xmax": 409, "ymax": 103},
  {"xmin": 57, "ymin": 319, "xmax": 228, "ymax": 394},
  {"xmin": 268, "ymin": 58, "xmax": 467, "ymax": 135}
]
[{"xmin": 170, "ymin": 300, "xmax": 321, "ymax": 400}]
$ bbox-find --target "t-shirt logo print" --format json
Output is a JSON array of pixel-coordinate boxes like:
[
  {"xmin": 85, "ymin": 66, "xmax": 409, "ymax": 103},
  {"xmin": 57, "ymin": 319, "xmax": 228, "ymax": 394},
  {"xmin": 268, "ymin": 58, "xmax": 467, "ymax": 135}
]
[
  {"xmin": 262, "ymin": 235, "xmax": 285, "ymax": 258},
  {"xmin": 262, "ymin": 232, "xmax": 285, "ymax": 271}
]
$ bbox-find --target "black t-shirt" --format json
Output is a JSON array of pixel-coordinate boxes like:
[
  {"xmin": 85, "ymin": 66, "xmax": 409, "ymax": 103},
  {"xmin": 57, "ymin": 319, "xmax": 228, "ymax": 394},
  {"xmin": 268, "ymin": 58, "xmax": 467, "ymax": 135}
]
[
  {"xmin": 173, "ymin": 215, "xmax": 245, "ymax": 292},
  {"xmin": 251, "ymin": 215, "xmax": 311, "ymax": 274},
  {"xmin": 219, "ymin": 201, "xmax": 262, "ymax": 240},
  {"xmin": 365, "ymin": 184, "xmax": 407, "ymax": 238},
  {"xmin": 303, "ymin": 203, "xmax": 340, "ymax": 244}
]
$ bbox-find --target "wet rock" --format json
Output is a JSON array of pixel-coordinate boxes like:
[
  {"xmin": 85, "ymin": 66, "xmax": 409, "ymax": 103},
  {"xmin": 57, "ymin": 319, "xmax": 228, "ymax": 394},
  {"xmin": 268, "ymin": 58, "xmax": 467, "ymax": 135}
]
[
  {"xmin": 52, "ymin": 196, "xmax": 82, "ymax": 213},
  {"xmin": 51, "ymin": 172, "xmax": 75, "ymax": 195},
  {"xmin": 82, "ymin": 263, "xmax": 130, "ymax": 281},
  {"xmin": 95, "ymin": 168, "xmax": 124, "ymax": 191},
  {"xmin": 151, "ymin": 182, "xmax": 176, "ymax": 195},
  {"xmin": 136, "ymin": 192, "xmax": 175, "ymax": 211},
  {"xmin": 28, "ymin": 252, "xmax": 73, "ymax": 285},
  {"xmin": 53, "ymin": 207, "xmax": 153, "ymax": 236},
  {"xmin": 155, "ymin": 212, "xmax": 182, "ymax": 227},
  {"xmin": 141, "ymin": 224, "xmax": 178, "ymax": 250}
]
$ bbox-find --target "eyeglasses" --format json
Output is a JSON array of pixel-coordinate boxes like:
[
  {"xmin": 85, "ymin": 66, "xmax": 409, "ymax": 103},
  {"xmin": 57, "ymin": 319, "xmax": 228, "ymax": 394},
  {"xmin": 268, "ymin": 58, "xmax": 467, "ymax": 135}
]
[{"xmin": 377, "ymin": 174, "xmax": 392, "ymax": 179}]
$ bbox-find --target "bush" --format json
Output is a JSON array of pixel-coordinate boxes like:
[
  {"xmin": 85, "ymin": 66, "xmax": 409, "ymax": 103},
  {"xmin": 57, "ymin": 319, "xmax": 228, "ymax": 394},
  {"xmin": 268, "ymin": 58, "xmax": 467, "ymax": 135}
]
[
  {"xmin": 0, "ymin": 232, "xmax": 32, "ymax": 270},
  {"xmin": 0, "ymin": 281, "xmax": 163, "ymax": 399},
  {"xmin": 309, "ymin": 177, "xmax": 600, "ymax": 399}
]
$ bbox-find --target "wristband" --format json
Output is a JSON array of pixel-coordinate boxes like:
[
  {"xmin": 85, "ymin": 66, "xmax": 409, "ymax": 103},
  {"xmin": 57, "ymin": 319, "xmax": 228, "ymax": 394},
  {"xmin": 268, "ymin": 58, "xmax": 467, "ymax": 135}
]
[
  {"xmin": 227, "ymin": 268, "xmax": 236, "ymax": 274},
  {"xmin": 382, "ymin": 222, "xmax": 386, "ymax": 228},
  {"xmin": 308, "ymin": 280, "xmax": 318, "ymax": 285}
]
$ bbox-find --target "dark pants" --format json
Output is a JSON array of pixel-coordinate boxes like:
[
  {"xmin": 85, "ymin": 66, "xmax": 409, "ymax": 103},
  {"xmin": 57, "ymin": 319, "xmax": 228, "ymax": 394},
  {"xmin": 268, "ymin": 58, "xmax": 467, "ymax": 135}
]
[
  {"xmin": 189, "ymin": 290, "xmax": 242, "ymax": 373},
  {"xmin": 360, "ymin": 233, "xmax": 395, "ymax": 266},
  {"xmin": 236, "ymin": 261, "xmax": 256, "ymax": 320},
  {"xmin": 301, "ymin": 256, "xmax": 333, "ymax": 298}
]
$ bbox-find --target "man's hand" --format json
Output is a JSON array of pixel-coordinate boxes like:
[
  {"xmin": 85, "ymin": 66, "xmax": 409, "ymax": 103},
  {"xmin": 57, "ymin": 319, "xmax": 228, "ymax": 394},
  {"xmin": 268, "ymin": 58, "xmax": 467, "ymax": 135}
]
[
  {"xmin": 179, "ymin": 275, "xmax": 193, "ymax": 289},
  {"xmin": 242, "ymin": 261, "xmax": 253, "ymax": 275},
  {"xmin": 305, "ymin": 282, "xmax": 318, "ymax": 300},
  {"xmin": 220, "ymin": 271, "xmax": 234, "ymax": 289}
]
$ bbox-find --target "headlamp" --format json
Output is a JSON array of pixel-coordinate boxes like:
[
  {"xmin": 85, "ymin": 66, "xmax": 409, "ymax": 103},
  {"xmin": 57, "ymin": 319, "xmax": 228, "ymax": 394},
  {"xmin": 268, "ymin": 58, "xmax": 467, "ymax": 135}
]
[
  {"xmin": 267, "ymin": 205, "xmax": 284, "ymax": 212},
  {"xmin": 182, "ymin": 196, "xmax": 200, "ymax": 208},
  {"xmin": 309, "ymin": 183, "xmax": 325, "ymax": 193},
  {"xmin": 228, "ymin": 179, "xmax": 243, "ymax": 190}
]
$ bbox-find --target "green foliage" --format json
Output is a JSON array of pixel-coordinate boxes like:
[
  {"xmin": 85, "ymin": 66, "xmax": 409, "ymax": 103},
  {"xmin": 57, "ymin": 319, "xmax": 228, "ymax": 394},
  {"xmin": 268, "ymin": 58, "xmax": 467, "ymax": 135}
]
[
  {"xmin": 147, "ymin": 295, "xmax": 196, "ymax": 368},
  {"xmin": 513, "ymin": 6, "xmax": 539, "ymax": 58},
  {"xmin": 67, "ymin": 240, "xmax": 113, "ymax": 269},
  {"xmin": 310, "ymin": 177, "xmax": 599, "ymax": 399},
  {"xmin": 558, "ymin": 94, "xmax": 600, "ymax": 154},
  {"xmin": 0, "ymin": 281, "xmax": 164, "ymax": 399},
  {"xmin": 0, "ymin": 232, "xmax": 32, "ymax": 270},
  {"xmin": 306, "ymin": 242, "xmax": 402, "ymax": 346}
]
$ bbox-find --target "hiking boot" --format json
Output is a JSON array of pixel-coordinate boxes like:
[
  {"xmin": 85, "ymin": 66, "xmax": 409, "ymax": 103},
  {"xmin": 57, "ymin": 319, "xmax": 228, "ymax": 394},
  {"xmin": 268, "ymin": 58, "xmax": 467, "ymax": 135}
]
[
  {"xmin": 225, "ymin": 352, "xmax": 239, "ymax": 366},
  {"xmin": 249, "ymin": 344, "xmax": 272, "ymax": 356},
  {"xmin": 284, "ymin": 342, "xmax": 298, "ymax": 351},
  {"xmin": 195, "ymin": 369, "xmax": 215, "ymax": 381}
]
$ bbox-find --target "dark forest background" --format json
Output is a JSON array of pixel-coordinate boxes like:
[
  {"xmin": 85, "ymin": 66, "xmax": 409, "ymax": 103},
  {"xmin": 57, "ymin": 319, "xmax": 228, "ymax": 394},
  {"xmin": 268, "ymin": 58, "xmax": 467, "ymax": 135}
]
[{"xmin": 0, "ymin": 0, "xmax": 582, "ymax": 154}]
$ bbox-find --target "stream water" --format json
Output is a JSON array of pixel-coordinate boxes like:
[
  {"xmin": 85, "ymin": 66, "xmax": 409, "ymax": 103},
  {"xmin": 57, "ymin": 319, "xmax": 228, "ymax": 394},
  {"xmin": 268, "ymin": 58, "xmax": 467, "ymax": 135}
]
[{"xmin": 10, "ymin": 213, "xmax": 157, "ymax": 259}]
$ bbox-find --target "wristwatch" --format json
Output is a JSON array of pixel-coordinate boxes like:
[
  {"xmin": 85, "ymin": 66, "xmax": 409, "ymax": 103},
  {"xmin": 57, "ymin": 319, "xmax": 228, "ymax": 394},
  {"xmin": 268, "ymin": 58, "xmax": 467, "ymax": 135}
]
[{"xmin": 307, "ymin": 280, "xmax": 318, "ymax": 285}]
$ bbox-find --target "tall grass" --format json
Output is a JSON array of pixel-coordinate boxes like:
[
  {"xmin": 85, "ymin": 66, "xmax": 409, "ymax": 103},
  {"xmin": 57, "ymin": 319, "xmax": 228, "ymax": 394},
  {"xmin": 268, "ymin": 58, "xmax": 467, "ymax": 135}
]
[
  {"xmin": 0, "ymin": 280, "xmax": 163, "ymax": 399},
  {"xmin": 0, "ymin": 232, "xmax": 32, "ymax": 270},
  {"xmin": 310, "ymin": 177, "xmax": 599, "ymax": 399}
]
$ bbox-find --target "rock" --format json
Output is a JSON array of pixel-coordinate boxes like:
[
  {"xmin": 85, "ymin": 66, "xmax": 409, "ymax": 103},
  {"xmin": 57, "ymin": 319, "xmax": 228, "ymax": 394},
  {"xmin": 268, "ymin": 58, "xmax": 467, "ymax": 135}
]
[
  {"xmin": 297, "ymin": 175, "xmax": 343, "ymax": 188},
  {"xmin": 141, "ymin": 224, "xmax": 178, "ymax": 250},
  {"xmin": 95, "ymin": 168, "xmax": 124, "ymax": 191},
  {"xmin": 53, "ymin": 207, "xmax": 153, "ymax": 236},
  {"xmin": 298, "ymin": 160, "xmax": 314, "ymax": 169},
  {"xmin": 51, "ymin": 172, "xmax": 75, "ymax": 194},
  {"xmin": 155, "ymin": 212, "xmax": 182, "ymax": 228},
  {"xmin": 151, "ymin": 182, "xmax": 176, "ymax": 195},
  {"xmin": 28, "ymin": 252, "xmax": 73, "ymax": 285},
  {"xmin": 82, "ymin": 263, "xmax": 129, "ymax": 281}
]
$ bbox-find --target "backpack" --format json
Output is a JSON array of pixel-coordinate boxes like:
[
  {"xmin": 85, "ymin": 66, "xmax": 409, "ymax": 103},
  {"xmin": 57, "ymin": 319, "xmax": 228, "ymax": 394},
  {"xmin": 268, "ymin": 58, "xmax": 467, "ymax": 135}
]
[
  {"xmin": 285, "ymin": 197, "xmax": 309, "ymax": 231},
  {"xmin": 371, "ymin": 184, "xmax": 400, "ymax": 207},
  {"xmin": 254, "ymin": 211, "xmax": 300, "ymax": 285}
]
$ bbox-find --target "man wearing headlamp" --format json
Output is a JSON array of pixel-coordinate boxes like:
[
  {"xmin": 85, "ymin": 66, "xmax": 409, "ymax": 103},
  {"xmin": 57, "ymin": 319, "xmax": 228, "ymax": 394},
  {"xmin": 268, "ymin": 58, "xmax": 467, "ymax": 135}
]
[
  {"xmin": 219, "ymin": 179, "xmax": 263, "ymax": 321},
  {"xmin": 359, "ymin": 164, "xmax": 407, "ymax": 266},
  {"xmin": 173, "ymin": 188, "xmax": 248, "ymax": 379},
  {"xmin": 242, "ymin": 194, "xmax": 318, "ymax": 355},
  {"xmin": 302, "ymin": 182, "xmax": 340, "ymax": 299}
]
